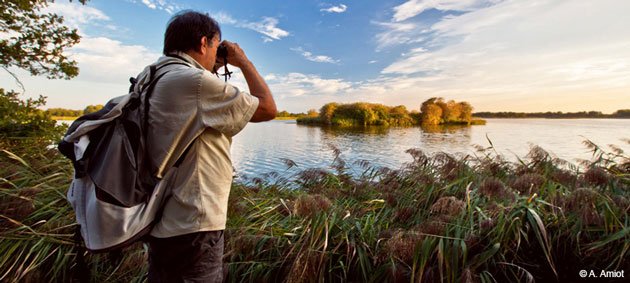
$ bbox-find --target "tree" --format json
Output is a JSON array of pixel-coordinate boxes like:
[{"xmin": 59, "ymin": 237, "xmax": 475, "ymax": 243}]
[
  {"xmin": 444, "ymin": 100, "xmax": 462, "ymax": 123},
  {"xmin": 1, "ymin": 0, "xmax": 88, "ymax": 82},
  {"xmin": 458, "ymin": 102, "xmax": 473, "ymax": 124},
  {"xmin": 420, "ymin": 98, "xmax": 443, "ymax": 126},
  {"xmin": 0, "ymin": 88, "xmax": 65, "ymax": 153},
  {"xmin": 319, "ymin": 102, "xmax": 338, "ymax": 124}
]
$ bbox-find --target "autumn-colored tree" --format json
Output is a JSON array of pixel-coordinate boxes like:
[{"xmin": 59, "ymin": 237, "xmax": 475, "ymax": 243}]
[
  {"xmin": 319, "ymin": 102, "xmax": 338, "ymax": 124},
  {"xmin": 420, "ymin": 98, "xmax": 443, "ymax": 126},
  {"xmin": 458, "ymin": 102, "xmax": 473, "ymax": 124},
  {"xmin": 443, "ymin": 100, "xmax": 462, "ymax": 123}
]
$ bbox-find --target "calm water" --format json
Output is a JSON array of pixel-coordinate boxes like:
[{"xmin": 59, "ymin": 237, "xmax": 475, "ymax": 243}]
[
  {"xmin": 231, "ymin": 119, "xmax": 630, "ymax": 178},
  {"xmin": 59, "ymin": 119, "xmax": 629, "ymax": 178}
]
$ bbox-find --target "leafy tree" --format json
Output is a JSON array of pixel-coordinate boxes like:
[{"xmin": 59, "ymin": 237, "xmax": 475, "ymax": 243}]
[
  {"xmin": 319, "ymin": 102, "xmax": 338, "ymax": 125},
  {"xmin": 458, "ymin": 101, "xmax": 473, "ymax": 124},
  {"xmin": 421, "ymin": 102, "xmax": 443, "ymax": 126},
  {"xmin": 443, "ymin": 100, "xmax": 461, "ymax": 123},
  {"xmin": 0, "ymin": 88, "xmax": 65, "ymax": 153},
  {"xmin": 1, "ymin": 0, "xmax": 87, "ymax": 82}
]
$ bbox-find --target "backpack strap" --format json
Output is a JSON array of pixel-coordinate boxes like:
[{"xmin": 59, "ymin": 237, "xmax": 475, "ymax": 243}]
[{"xmin": 140, "ymin": 61, "xmax": 189, "ymax": 139}]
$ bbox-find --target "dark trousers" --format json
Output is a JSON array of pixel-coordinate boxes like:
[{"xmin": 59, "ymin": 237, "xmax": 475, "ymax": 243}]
[{"xmin": 148, "ymin": 230, "xmax": 224, "ymax": 283}]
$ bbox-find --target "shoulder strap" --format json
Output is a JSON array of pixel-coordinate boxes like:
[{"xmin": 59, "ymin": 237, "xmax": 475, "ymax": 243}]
[
  {"xmin": 141, "ymin": 61, "xmax": 189, "ymax": 139},
  {"xmin": 140, "ymin": 60, "xmax": 193, "ymax": 172}
]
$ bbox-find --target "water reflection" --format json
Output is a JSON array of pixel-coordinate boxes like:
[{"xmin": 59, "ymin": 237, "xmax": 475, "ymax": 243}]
[
  {"xmin": 297, "ymin": 124, "xmax": 391, "ymax": 136},
  {"xmin": 230, "ymin": 119, "xmax": 630, "ymax": 178}
]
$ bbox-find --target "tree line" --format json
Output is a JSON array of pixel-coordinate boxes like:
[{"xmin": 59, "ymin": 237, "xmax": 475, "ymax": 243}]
[
  {"xmin": 45, "ymin": 105, "xmax": 104, "ymax": 117},
  {"xmin": 474, "ymin": 109, "xmax": 630, "ymax": 119}
]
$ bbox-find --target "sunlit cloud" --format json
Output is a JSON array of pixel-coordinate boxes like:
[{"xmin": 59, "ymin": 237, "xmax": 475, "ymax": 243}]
[
  {"xmin": 265, "ymin": 72, "xmax": 352, "ymax": 99},
  {"xmin": 392, "ymin": 0, "xmax": 503, "ymax": 22},
  {"xmin": 374, "ymin": 0, "xmax": 630, "ymax": 113},
  {"xmin": 211, "ymin": 12, "xmax": 289, "ymax": 42},
  {"xmin": 321, "ymin": 4, "xmax": 347, "ymax": 13},
  {"xmin": 44, "ymin": 2, "xmax": 110, "ymax": 31},
  {"xmin": 373, "ymin": 21, "xmax": 429, "ymax": 50},
  {"xmin": 291, "ymin": 47, "xmax": 339, "ymax": 64},
  {"xmin": 242, "ymin": 17, "xmax": 289, "ymax": 41},
  {"xmin": 70, "ymin": 37, "xmax": 160, "ymax": 83},
  {"xmin": 138, "ymin": 0, "xmax": 182, "ymax": 14}
]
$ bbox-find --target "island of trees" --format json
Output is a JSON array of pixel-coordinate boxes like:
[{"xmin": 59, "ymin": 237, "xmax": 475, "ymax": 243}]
[
  {"xmin": 296, "ymin": 97, "xmax": 486, "ymax": 127},
  {"xmin": 474, "ymin": 109, "xmax": 630, "ymax": 119}
]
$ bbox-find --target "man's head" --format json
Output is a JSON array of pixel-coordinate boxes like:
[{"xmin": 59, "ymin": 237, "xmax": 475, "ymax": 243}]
[{"xmin": 164, "ymin": 11, "xmax": 222, "ymax": 70}]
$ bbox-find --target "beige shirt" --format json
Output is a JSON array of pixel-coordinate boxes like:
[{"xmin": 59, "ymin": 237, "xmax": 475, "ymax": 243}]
[{"xmin": 143, "ymin": 52, "xmax": 259, "ymax": 238}]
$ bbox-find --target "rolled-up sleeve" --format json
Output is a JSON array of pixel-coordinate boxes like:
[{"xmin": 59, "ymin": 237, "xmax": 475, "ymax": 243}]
[{"xmin": 197, "ymin": 70, "xmax": 259, "ymax": 137}]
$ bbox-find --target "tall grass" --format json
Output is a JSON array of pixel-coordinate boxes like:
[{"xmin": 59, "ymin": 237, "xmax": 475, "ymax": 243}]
[{"xmin": 1, "ymin": 139, "xmax": 628, "ymax": 282}]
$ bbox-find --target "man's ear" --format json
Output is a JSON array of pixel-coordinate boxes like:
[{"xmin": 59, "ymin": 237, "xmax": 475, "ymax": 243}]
[{"xmin": 198, "ymin": 36, "xmax": 208, "ymax": 54}]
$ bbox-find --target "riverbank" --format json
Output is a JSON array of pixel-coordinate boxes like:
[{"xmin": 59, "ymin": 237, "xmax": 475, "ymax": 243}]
[{"xmin": 1, "ymin": 139, "xmax": 627, "ymax": 282}]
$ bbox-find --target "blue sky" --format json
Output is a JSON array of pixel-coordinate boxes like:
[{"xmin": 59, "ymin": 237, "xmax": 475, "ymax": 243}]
[{"xmin": 2, "ymin": 0, "xmax": 629, "ymax": 113}]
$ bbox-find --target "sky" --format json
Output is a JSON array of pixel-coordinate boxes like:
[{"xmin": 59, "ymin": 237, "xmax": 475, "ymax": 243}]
[{"xmin": 1, "ymin": 0, "xmax": 629, "ymax": 113}]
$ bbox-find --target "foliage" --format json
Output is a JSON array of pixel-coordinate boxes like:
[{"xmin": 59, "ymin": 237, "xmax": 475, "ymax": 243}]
[
  {"xmin": 46, "ymin": 107, "xmax": 83, "ymax": 117},
  {"xmin": 1, "ymin": 138, "xmax": 628, "ymax": 282},
  {"xmin": 421, "ymin": 97, "xmax": 474, "ymax": 125},
  {"xmin": 297, "ymin": 102, "xmax": 417, "ymax": 127},
  {"xmin": 0, "ymin": 0, "xmax": 88, "ymax": 80},
  {"xmin": 0, "ymin": 88, "xmax": 65, "ymax": 155}
]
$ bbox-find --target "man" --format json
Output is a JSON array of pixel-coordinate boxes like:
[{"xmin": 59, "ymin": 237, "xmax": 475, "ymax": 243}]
[{"xmin": 141, "ymin": 11, "xmax": 277, "ymax": 282}]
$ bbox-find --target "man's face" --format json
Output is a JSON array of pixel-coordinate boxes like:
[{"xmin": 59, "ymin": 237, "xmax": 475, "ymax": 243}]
[{"xmin": 202, "ymin": 34, "xmax": 221, "ymax": 71}]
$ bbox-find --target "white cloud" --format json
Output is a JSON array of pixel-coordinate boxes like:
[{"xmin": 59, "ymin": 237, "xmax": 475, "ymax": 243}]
[
  {"xmin": 374, "ymin": 0, "xmax": 630, "ymax": 113},
  {"xmin": 265, "ymin": 72, "xmax": 352, "ymax": 99},
  {"xmin": 373, "ymin": 21, "xmax": 428, "ymax": 50},
  {"xmin": 212, "ymin": 11, "xmax": 238, "ymax": 25},
  {"xmin": 139, "ymin": 0, "xmax": 181, "ymax": 14},
  {"xmin": 70, "ymin": 37, "xmax": 160, "ymax": 83},
  {"xmin": 321, "ymin": 4, "xmax": 348, "ymax": 13},
  {"xmin": 45, "ymin": 2, "xmax": 110, "ymax": 30},
  {"xmin": 392, "ymin": 0, "xmax": 502, "ymax": 22},
  {"xmin": 212, "ymin": 12, "xmax": 290, "ymax": 42},
  {"xmin": 142, "ymin": 0, "xmax": 156, "ymax": 9},
  {"xmin": 291, "ymin": 47, "xmax": 339, "ymax": 64},
  {"xmin": 242, "ymin": 17, "xmax": 290, "ymax": 41}
]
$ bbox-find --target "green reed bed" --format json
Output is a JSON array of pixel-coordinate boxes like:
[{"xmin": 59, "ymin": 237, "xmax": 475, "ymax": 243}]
[{"xmin": 0, "ymin": 140, "xmax": 628, "ymax": 282}]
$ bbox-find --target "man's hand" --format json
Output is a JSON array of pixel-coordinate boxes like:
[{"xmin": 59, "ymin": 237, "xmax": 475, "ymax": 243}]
[
  {"xmin": 219, "ymin": 40, "xmax": 251, "ymax": 69},
  {"xmin": 218, "ymin": 40, "xmax": 277, "ymax": 122}
]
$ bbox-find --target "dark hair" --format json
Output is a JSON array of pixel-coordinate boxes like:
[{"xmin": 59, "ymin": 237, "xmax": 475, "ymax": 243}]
[{"xmin": 163, "ymin": 11, "xmax": 221, "ymax": 55}]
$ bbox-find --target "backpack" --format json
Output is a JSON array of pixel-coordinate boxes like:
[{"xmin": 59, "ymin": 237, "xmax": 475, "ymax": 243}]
[{"xmin": 58, "ymin": 60, "xmax": 189, "ymax": 252}]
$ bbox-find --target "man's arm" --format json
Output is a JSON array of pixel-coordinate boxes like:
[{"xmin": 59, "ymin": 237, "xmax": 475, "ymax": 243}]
[{"xmin": 222, "ymin": 41, "xmax": 277, "ymax": 122}]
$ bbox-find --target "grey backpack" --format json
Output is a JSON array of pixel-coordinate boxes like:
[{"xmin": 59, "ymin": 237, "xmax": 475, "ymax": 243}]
[{"xmin": 59, "ymin": 61, "xmax": 188, "ymax": 252}]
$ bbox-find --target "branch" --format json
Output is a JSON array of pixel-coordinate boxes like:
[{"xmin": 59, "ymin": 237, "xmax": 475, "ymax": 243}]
[{"xmin": 2, "ymin": 66, "xmax": 26, "ymax": 93}]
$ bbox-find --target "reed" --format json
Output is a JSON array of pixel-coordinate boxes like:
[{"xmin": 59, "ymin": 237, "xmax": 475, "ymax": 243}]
[{"xmin": 0, "ymin": 139, "xmax": 628, "ymax": 282}]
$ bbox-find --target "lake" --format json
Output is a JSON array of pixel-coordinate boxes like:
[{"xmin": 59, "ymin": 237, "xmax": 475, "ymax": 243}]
[{"xmin": 231, "ymin": 119, "xmax": 630, "ymax": 179}]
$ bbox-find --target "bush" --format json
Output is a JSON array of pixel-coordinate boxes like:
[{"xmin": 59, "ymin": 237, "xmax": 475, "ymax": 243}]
[{"xmin": 0, "ymin": 89, "xmax": 65, "ymax": 154}]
